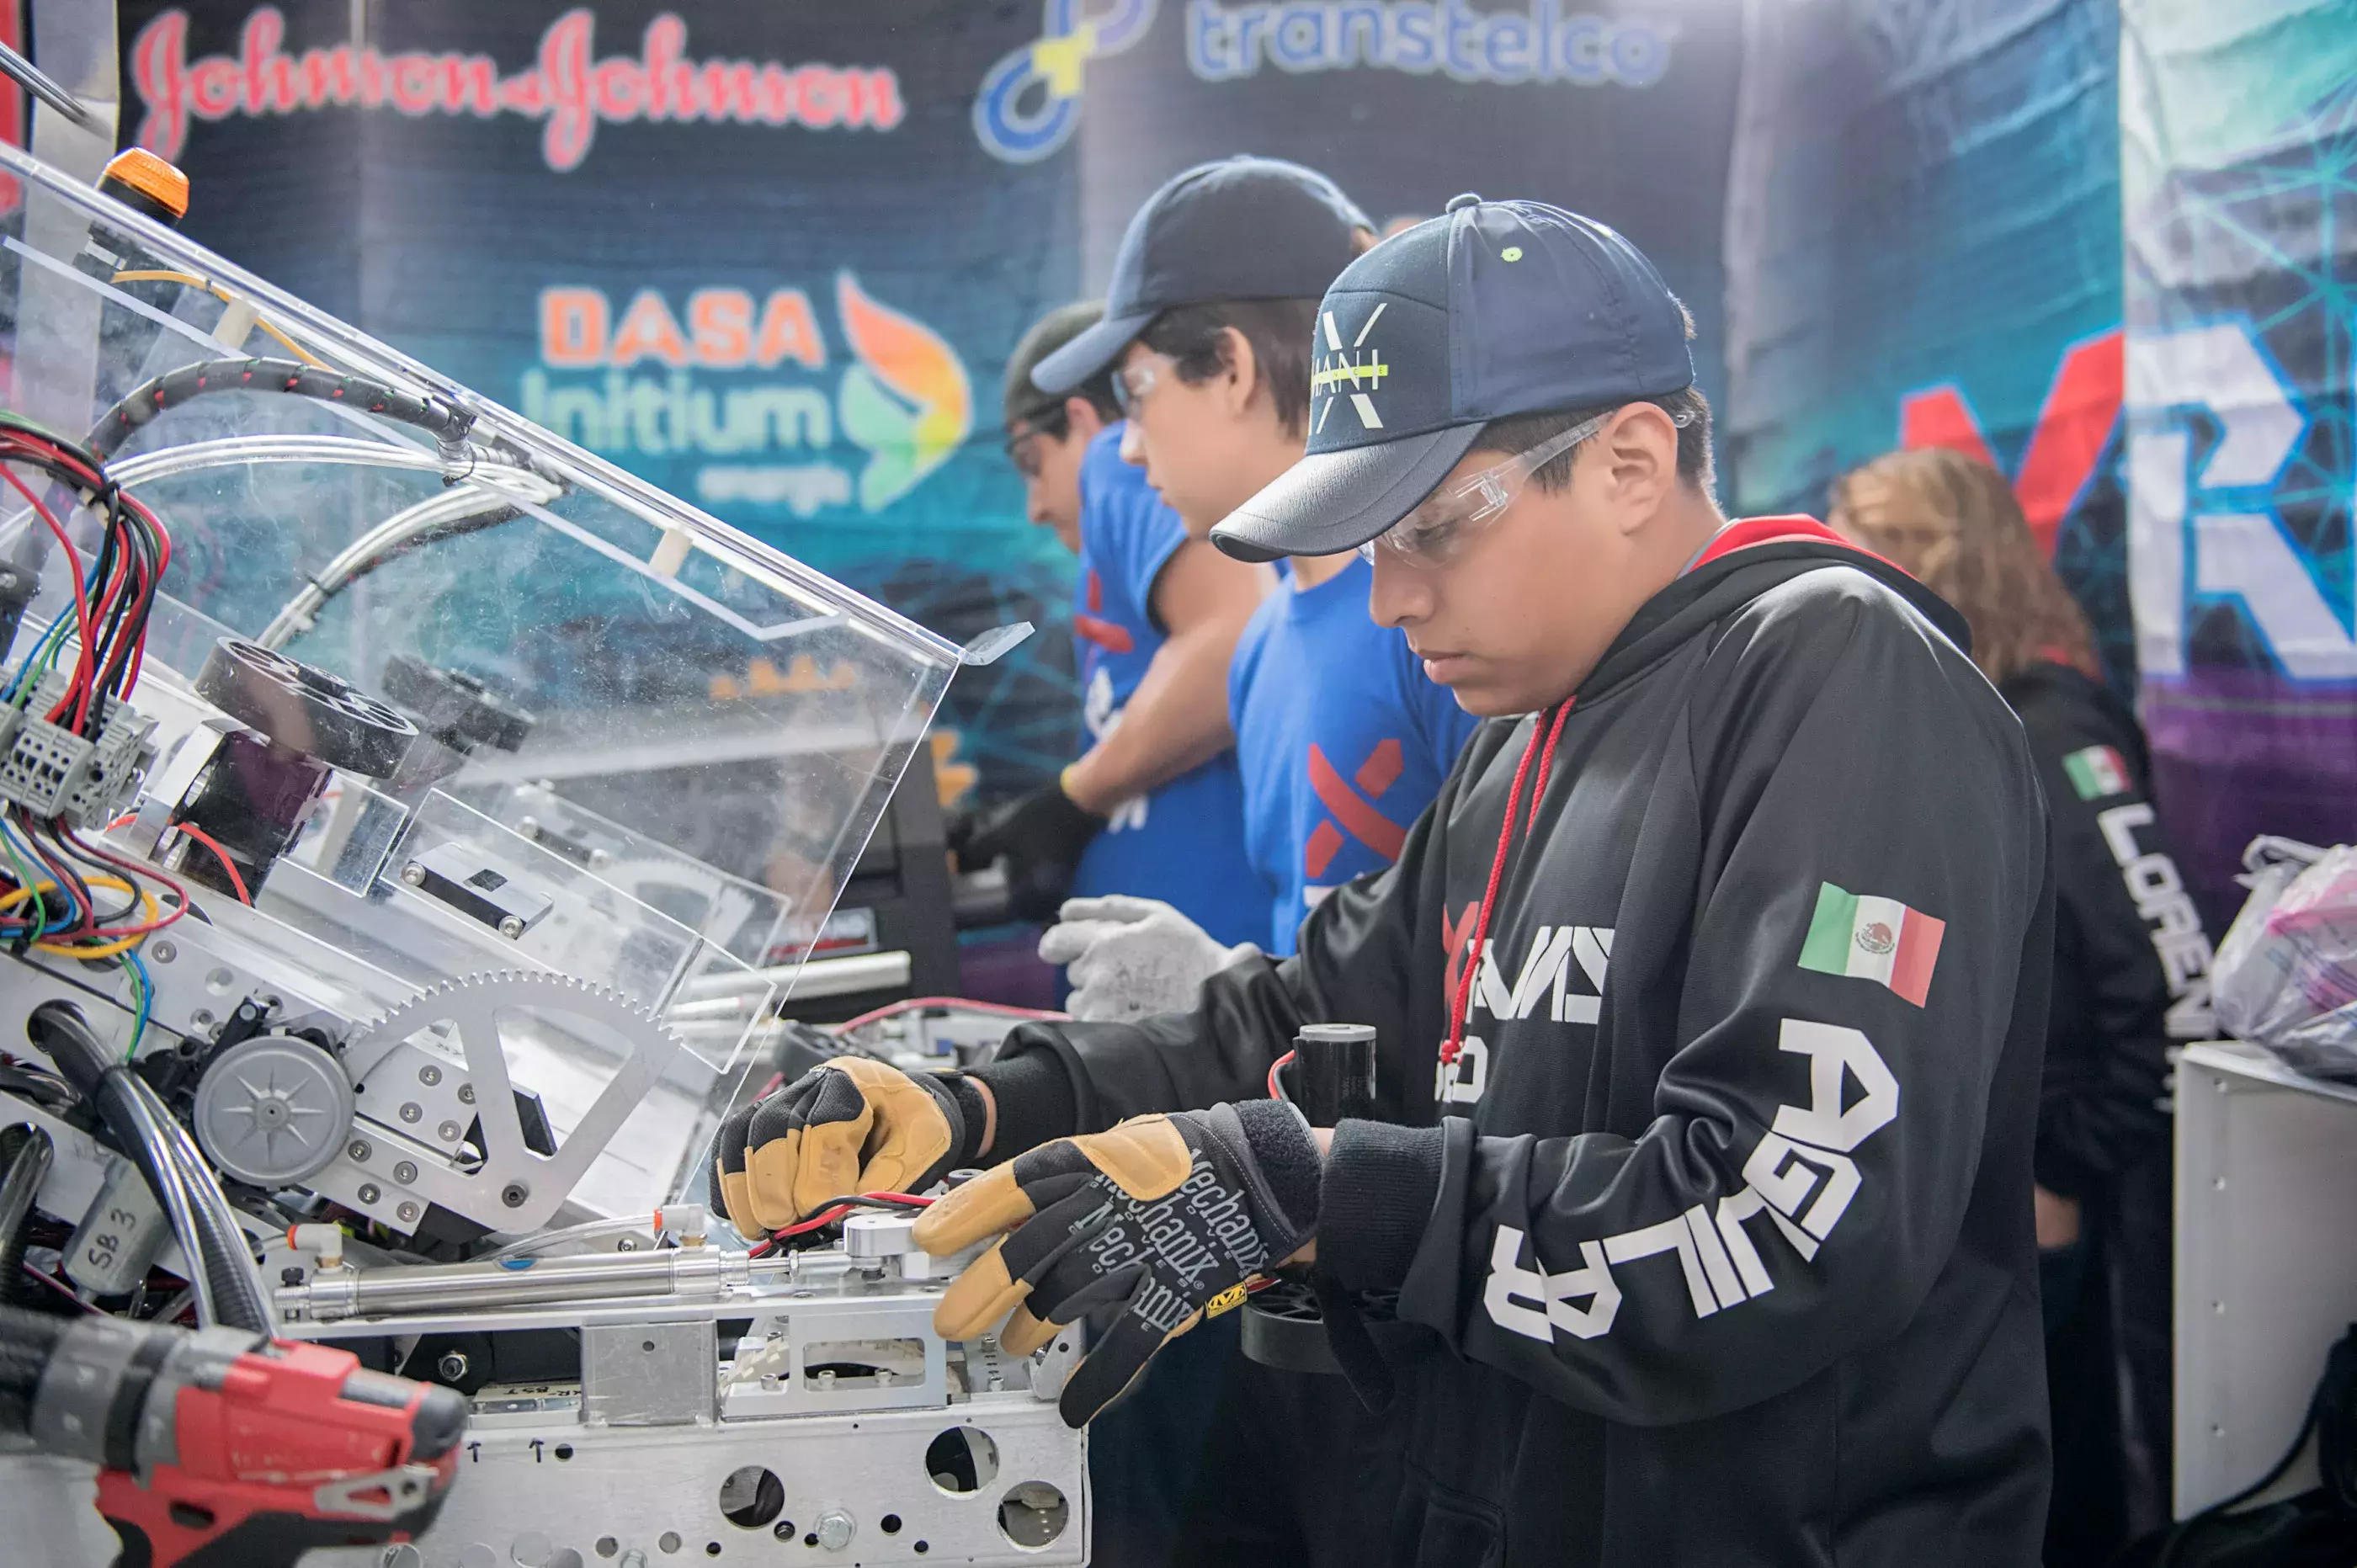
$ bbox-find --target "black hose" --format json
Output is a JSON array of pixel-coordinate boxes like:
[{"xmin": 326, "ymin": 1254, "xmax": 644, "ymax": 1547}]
[
  {"xmin": 0, "ymin": 1124, "xmax": 55, "ymax": 1311},
  {"xmin": 86, "ymin": 356, "xmax": 476, "ymax": 462},
  {"xmin": 30, "ymin": 1002, "xmax": 271, "ymax": 1333},
  {"xmin": 0, "ymin": 1300, "xmax": 65, "ymax": 1435}
]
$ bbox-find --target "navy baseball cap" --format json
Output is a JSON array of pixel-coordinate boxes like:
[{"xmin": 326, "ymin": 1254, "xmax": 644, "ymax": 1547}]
[
  {"xmin": 1030, "ymin": 155, "xmax": 1372, "ymax": 396},
  {"xmin": 1210, "ymin": 195, "xmax": 1696, "ymax": 563}
]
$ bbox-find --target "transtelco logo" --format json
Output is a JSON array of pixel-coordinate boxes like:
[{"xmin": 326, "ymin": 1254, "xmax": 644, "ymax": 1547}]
[
  {"xmin": 1312, "ymin": 305, "xmax": 1391, "ymax": 435},
  {"xmin": 975, "ymin": 0, "xmax": 1157, "ymax": 163}
]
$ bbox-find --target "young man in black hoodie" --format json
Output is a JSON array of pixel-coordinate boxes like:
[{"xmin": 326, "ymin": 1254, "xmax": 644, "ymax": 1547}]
[{"xmin": 716, "ymin": 199, "xmax": 2055, "ymax": 1565}]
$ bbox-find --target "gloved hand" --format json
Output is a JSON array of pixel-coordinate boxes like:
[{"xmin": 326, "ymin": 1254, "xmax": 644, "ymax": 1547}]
[
  {"xmin": 912, "ymin": 1101, "xmax": 1320, "ymax": 1427},
  {"xmin": 947, "ymin": 777, "xmax": 1105, "ymax": 923},
  {"xmin": 712, "ymin": 1057, "xmax": 970, "ymax": 1239},
  {"xmin": 1038, "ymin": 896, "xmax": 1259, "ymax": 1021}
]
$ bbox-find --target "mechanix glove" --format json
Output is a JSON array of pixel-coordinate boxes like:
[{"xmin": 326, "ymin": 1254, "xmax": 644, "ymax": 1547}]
[
  {"xmin": 712, "ymin": 1057, "xmax": 970, "ymax": 1239},
  {"xmin": 912, "ymin": 1101, "xmax": 1321, "ymax": 1428},
  {"xmin": 947, "ymin": 780, "xmax": 1105, "ymax": 923}
]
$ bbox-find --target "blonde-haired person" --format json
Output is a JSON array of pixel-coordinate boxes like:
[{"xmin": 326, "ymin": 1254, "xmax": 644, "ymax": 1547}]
[{"xmin": 1832, "ymin": 447, "xmax": 2195, "ymax": 1558}]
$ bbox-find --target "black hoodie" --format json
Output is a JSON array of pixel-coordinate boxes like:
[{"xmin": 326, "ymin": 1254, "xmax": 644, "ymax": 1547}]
[{"xmin": 974, "ymin": 521, "xmax": 2055, "ymax": 1567}]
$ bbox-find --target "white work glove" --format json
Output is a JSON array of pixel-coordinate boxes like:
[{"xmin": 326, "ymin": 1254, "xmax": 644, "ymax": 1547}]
[{"xmin": 1037, "ymin": 896, "xmax": 1260, "ymax": 1022}]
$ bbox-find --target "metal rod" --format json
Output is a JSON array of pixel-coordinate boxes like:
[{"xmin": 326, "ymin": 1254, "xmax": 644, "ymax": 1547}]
[
  {"xmin": 0, "ymin": 40, "xmax": 109, "ymax": 139},
  {"xmin": 285, "ymin": 1246, "xmax": 774, "ymax": 1321}
]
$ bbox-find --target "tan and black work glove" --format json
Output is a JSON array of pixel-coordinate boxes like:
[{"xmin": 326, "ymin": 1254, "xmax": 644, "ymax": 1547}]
[
  {"xmin": 911, "ymin": 1100, "xmax": 1321, "ymax": 1427},
  {"xmin": 712, "ymin": 1057, "xmax": 970, "ymax": 1240}
]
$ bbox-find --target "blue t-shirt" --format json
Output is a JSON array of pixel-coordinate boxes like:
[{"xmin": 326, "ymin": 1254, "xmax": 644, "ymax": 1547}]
[
  {"xmin": 1229, "ymin": 553, "xmax": 1481, "ymax": 954},
  {"xmin": 1066, "ymin": 426, "xmax": 1263, "ymax": 948}
]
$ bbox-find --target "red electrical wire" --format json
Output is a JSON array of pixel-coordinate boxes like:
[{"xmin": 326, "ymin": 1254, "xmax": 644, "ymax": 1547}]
[
  {"xmin": 0, "ymin": 462, "xmax": 95, "ymax": 721},
  {"xmin": 63, "ymin": 827, "xmax": 189, "ymax": 938},
  {"xmin": 1266, "ymin": 1049, "xmax": 1296, "ymax": 1102},
  {"xmin": 748, "ymin": 1190, "xmax": 936, "ymax": 1254},
  {"xmin": 168, "ymin": 822, "xmax": 250, "ymax": 905}
]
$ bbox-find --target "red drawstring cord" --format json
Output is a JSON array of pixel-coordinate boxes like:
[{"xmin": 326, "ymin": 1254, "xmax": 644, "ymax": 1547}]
[{"xmin": 1440, "ymin": 700, "xmax": 1574, "ymax": 1067}]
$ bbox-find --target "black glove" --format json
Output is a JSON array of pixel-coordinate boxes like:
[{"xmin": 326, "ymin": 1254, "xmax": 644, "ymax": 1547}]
[
  {"xmin": 912, "ymin": 1101, "xmax": 1320, "ymax": 1427},
  {"xmin": 947, "ymin": 779, "xmax": 1104, "ymax": 923},
  {"xmin": 712, "ymin": 1057, "xmax": 971, "ymax": 1239}
]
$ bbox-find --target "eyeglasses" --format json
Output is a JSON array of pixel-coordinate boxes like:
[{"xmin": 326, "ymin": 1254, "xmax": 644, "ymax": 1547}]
[
  {"xmin": 1109, "ymin": 353, "xmax": 1173, "ymax": 417},
  {"xmin": 1003, "ymin": 411, "xmax": 1068, "ymax": 479},
  {"xmin": 1358, "ymin": 413, "xmax": 1609, "ymax": 567}
]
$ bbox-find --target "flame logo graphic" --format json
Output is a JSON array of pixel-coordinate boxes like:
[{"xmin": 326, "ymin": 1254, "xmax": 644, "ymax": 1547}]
[{"xmin": 835, "ymin": 270, "xmax": 972, "ymax": 513}]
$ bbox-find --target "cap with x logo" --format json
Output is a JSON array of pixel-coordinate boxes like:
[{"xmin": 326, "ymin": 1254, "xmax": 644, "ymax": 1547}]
[{"xmin": 1210, "ymin": 194, "xmax": 1696, "ymax": 563}]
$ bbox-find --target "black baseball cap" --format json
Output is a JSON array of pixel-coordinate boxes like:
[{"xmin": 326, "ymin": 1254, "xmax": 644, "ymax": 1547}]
[
  {"xmin": 1210, "ymin": 195, "xmax": 1696, "ymax": 563},
  {"xmin": 1005, "ymin": 301, "xmax": 1106, "ymax": 427},
  {"xmin": 1030, "ymin": 155, "xmax": 1372, "ymax": 396}
]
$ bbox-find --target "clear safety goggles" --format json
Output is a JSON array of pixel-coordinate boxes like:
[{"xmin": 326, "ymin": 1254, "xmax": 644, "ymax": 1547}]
[
  {"xmin": 1110, "ymin": 352, "xmax": 1174, "ymax": 417},
  {"xmin": 1356, "ymin": 406, "xmax": 1689, "ymax": 566}
]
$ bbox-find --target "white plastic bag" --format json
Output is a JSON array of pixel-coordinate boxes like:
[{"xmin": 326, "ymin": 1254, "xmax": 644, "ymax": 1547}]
[{"xmin": 2212, "ymin": 837, "xmax": 2357, "ymax": 1076}]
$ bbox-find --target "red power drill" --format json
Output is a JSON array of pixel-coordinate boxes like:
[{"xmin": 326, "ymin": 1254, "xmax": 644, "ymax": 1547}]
[{"xmin": 0, "ymin": 1303, "xmax": 466, "ymax": 1567}]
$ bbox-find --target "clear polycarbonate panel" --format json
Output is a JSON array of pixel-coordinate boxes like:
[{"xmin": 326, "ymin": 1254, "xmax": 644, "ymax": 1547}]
[{"xmin": 0, "ymin": 143, "xmax": 968, "ymax": 1223}]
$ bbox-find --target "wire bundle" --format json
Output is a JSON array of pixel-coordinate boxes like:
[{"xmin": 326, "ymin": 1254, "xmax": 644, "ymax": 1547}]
[
  {"xmin": 0, "ymin": 410, "xmax": 171, "ymax": 738},
  {"xmin": 0, "ymin": 412, "xmax": 184, "ymax": 1058}
]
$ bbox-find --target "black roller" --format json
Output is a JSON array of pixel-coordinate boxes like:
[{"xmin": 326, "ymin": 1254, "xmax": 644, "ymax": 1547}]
[
  {"xmin": 195, "ymin": 638, "xmax": 417, "ymax": 780},
  {"xmin": 377, "ymin": 654, "xmax": 535, "ymax": 756}
]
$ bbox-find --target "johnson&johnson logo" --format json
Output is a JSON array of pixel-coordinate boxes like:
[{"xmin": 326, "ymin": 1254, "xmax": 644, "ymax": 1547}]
[{"xmin": 130, "ymin": 8, "xmax": 906, "ymax": 173}]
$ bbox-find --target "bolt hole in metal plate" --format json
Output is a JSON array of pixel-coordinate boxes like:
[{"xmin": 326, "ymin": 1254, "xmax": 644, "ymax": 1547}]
[
  {"xmin": 924, "ymin": 1426, "xmax": 998, "ymax": 1495},
  {"xmin": 998, "ymin": 1482, "xmax": 1071, "ymax": 1549},
  {"xmin": 716, "ymin": 1464, "xmax": 784, "ymax": 1529}
]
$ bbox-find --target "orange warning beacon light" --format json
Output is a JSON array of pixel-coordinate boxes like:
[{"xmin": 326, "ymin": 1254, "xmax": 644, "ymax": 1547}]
[{"xmin": 98, "ymin": 146, "xmax": 189, "ymax": 226}]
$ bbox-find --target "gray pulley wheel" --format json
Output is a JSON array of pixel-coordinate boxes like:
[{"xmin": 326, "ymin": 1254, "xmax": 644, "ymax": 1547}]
[{"xmin": 192, "ymin": 1035, "xmax": 356, "ymax": 1186}]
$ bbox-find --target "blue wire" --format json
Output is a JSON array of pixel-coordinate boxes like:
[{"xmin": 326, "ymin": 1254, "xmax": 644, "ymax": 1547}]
[{"xmin": 121, "ymin": 949, "xmax": 152, "ymax": 1060}]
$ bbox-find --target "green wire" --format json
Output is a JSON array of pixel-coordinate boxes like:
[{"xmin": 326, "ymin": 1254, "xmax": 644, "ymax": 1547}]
[{"xmin": 0, "ymin": 818, "xmax": 45, "ymax": 935}]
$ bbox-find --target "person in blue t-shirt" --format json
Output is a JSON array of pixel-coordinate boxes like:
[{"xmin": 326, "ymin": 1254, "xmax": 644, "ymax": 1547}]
[
  {"xmin": 1230, "ymin": 550, "xmax": 1479, "ymax": 954},
  {"xmin": 958, "ymin": 304, "xmax": 1266, "ymax": 946}
]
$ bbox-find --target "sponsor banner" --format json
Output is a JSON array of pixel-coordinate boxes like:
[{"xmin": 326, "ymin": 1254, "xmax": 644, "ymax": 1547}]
[
  {"xmin": 116, "ymin": 0, "xmax": 1084, "ymax": 797},
  {"xmin": 1721, "ymin": 0, "xmax": 2131, "ymax": 689},
  {"xmin": 1056, "ymin": 0, "xmax": 1742, "ymax": 419},
  {"xmin": 2120, "ymin": 0, "xmax": 2357, "ymax": 924},
  {"xmin": 111, "ymin": 0, "xmax": 1742, "ymax": 810}
]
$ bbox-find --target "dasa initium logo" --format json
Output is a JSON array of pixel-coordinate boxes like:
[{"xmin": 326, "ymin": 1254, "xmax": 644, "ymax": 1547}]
[
  {"xmin": 520, "ymin": 272, "xmax": 971, "ymax": 519},
  {"xmin": 976, "ymin": 0, "xmax": 1676, "ymax": 163}
]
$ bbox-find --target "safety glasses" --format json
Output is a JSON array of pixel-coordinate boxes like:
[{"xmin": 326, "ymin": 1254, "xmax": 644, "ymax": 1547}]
[
  {"xmin": 1358, "ymin": 412, "xmax": 1609, "ymax": 567},
  {"xmin": 1109, "ymin": 352, "xmax": 1175, "ymax": 417}
]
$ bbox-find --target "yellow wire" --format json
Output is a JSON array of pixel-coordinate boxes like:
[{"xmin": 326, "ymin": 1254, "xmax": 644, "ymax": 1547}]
[
  {"xmin": 0, "ymin": 874, "xmax": 164, "ymax": 956},
  {"xmin": 109, "ymin": 268, "xmax": 326, "ymax": 368}
]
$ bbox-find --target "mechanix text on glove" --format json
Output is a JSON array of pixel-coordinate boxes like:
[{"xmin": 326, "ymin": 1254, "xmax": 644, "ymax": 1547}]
[{"xmin": 912, "ymin": 1101, "xmax": 1320, "ymax": 1427}]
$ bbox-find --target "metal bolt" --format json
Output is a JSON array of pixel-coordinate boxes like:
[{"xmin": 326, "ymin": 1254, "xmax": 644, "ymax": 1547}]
[
  {"xmin": 418, "ymin": 1065, "xmax": 442, "ymax": 1086},
  {"xmin": 399, "ymin": 861, "xmax": 426, "ymax": 887},
  {"xmin": 393, "ymin": 1161, "xmax": 418, "ymax": 1184},
  {"xmin": 437, "ymin": 1120, "xmax": 462, "ymax": 1142},
  {"xmin": 357, "ymin": 1183, "xmax": 381, "ymax": 1204},
  {"xmin": 501, "ymin": 1183, "xmax": 529, "ymax": 1208},
  {"xmin": 399, "ymin": 1102, "xmax": 423, "ymax": 1124},
  {"xmin": 497, "ymin": 915, "xmax": 525, "ymax": 939},
  {"xmin": 588, "ymin": 848, "xmax": 611, "ymax": 869},
  {"xmin": 149, "ymin": 940, "xmax": 176, "ymax": 964},
  {"xmin": 348, "ymin": 1140, "xmax": 373, "ymax": 1162},
  {"xmin": 815, "ymin": 1509, "xmax": 855, "ymax": 1551},
  {"xmin": 396, "ymin": 1201, "xmax": 420, "ymax": 1224},
  {"xmin": 190, "ymin": 1008, "xmax": 215, "ymax": 1031},
  {"xmin": 457, "ymin": 1084, "xmax": 476, "ymax": 1105},
  {"xmin": 437, "ymin": 1351, "xmax": 470, "ymax": 1381}
]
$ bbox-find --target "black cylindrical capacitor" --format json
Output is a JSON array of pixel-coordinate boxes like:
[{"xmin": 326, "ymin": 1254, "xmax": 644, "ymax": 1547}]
[{"xmin": 1290, "ymin": 1023, "xmax": 1376, "ymax": 1124}]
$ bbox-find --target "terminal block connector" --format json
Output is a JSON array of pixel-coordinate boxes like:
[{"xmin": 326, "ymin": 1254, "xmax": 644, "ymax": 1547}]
[{"xmin": 0, "ymin": 669, "xmax": 157, "ymax": 825}]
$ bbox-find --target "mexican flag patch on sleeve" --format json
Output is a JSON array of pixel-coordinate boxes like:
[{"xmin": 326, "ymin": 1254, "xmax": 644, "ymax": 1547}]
[
  {"xmin": 1798, "ymin": 882, "xmax": 1945, "ymax": 1007},
  {"xmin": 2062, "ymin": 744, "xmax": 2131, "ymax": 800}
]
